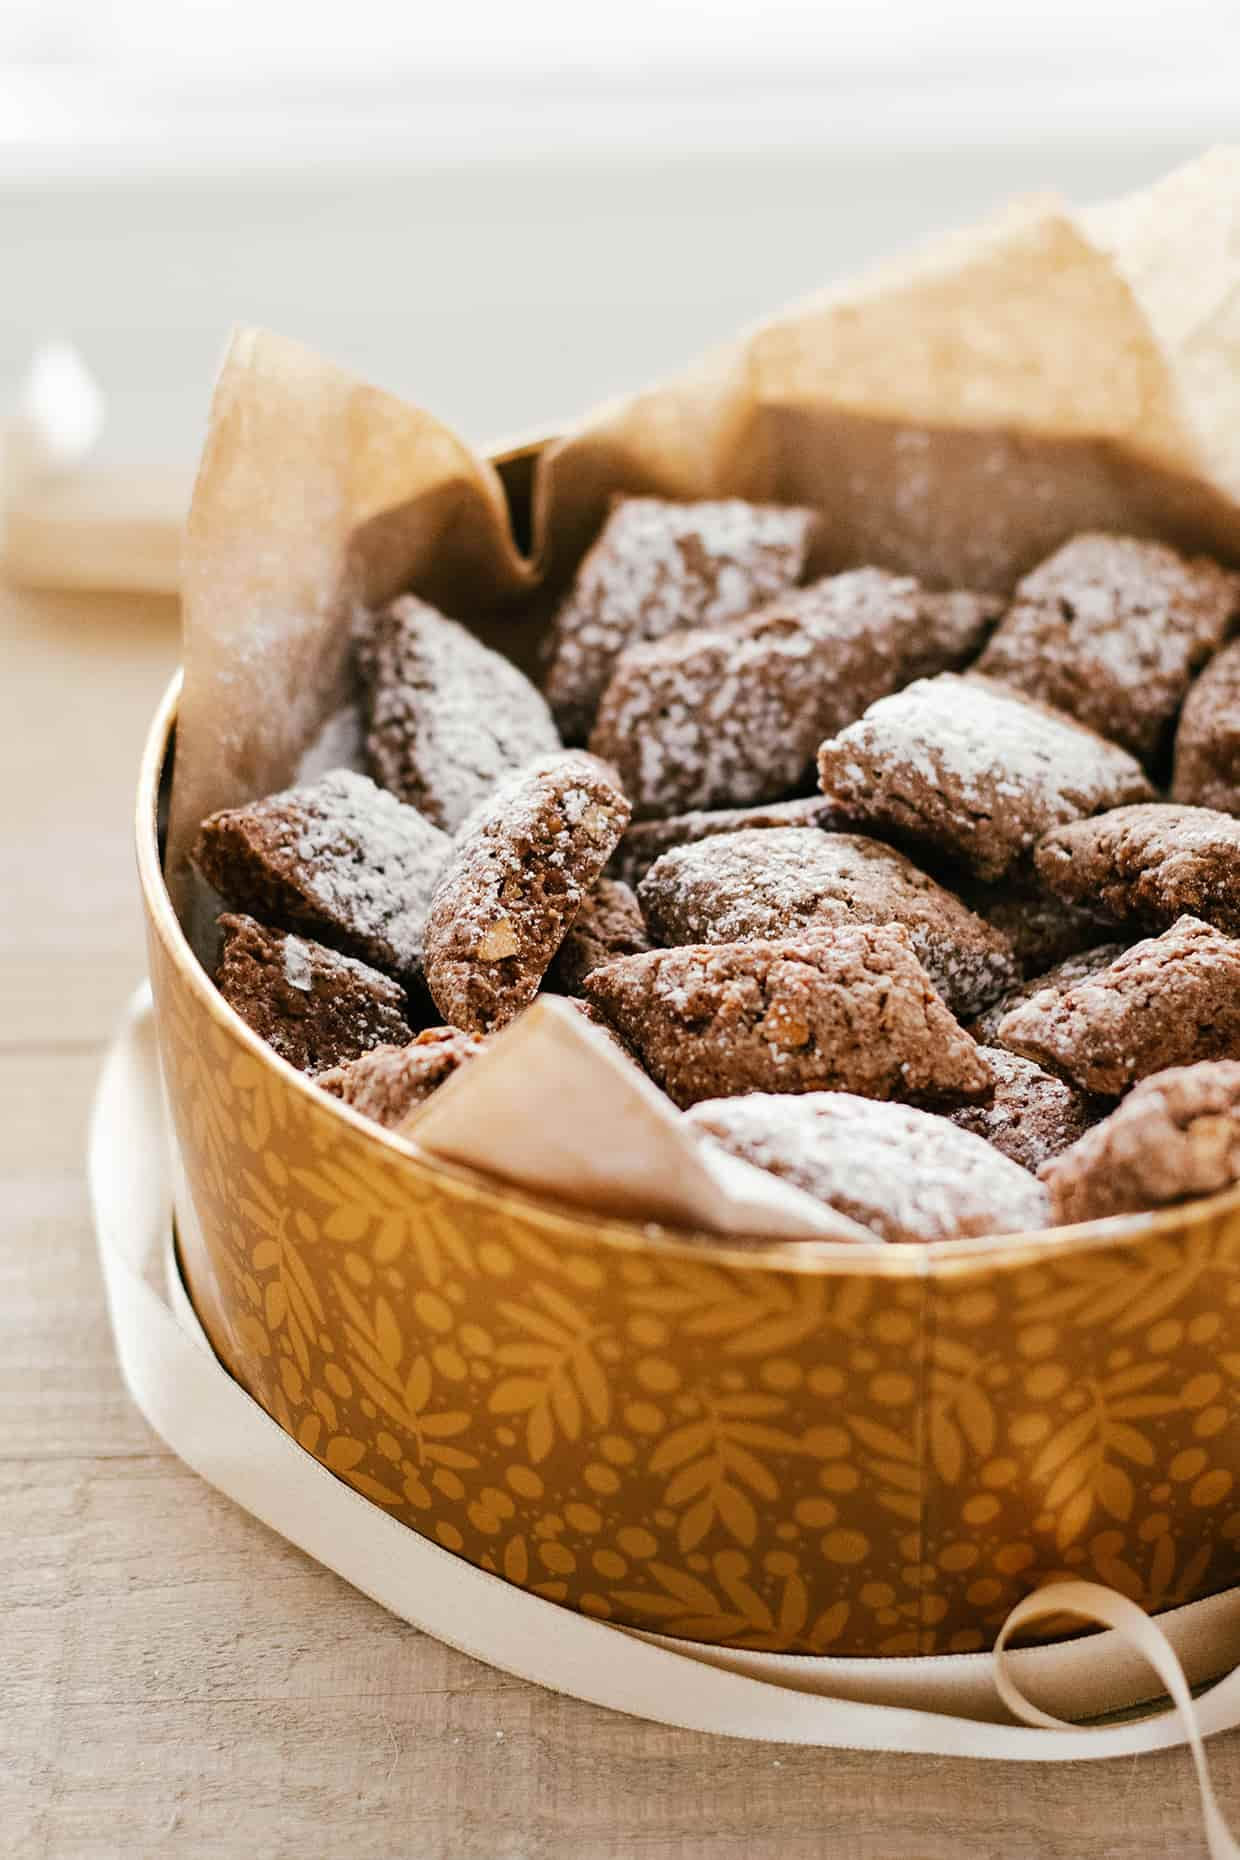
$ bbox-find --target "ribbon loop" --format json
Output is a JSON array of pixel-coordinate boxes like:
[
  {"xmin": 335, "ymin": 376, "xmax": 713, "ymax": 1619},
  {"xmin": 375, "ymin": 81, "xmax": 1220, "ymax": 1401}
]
[{"xmin": 995, "ymin": 1582, "xmax": 1240, "ymax": 1855}]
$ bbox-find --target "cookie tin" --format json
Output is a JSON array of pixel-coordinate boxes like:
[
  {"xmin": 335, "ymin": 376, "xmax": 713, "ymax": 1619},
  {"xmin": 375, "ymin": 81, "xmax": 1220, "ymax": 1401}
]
[{"xmin": 137, "ymin": 447, "xmax": 1240, "ymax": 1658}]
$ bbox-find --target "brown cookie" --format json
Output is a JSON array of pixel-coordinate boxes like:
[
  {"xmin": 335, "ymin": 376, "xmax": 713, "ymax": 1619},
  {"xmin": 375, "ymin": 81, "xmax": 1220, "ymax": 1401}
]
[
  {"xmin": 582, "ymin": 924, "xmax": 991, "ymax": 1109},
  {"xmin": 356, "ymin": 595, "xmax": 561, "ymax": 831},
  {"xmin": 1036, "ymin": 803, "xmax": 1240, "ymax": 935},
  {"xmin": 542, "ymin": 496, "xmax": 816, "ymax": 740},
  {"xmin": 318, "ymin": 1026, "xmax": 486, "ymax": 1128},
  {"xmin": 961, "ymin": 874, "xmax": 1114, "ymax": 976},
  {"xmin": 1041, "ymin": 1061, "xmax": 1240, "ymax": 1224},
  {"xmin": 817, "ymin": 673, "xmax": 1154, "ymax": 881},
  {"xmin": 547, "ymin": 877, "xmax": 650, "ymax": 996},
  {"xmin": 193, "ymin": 768, "xmax": 449, "ymax": 982},
  {"xmin": 997, "ymin": 915, "xmax": 1240, "ymax": 1096},
  {"xmin": 215, "ymin": 913, "xmax": 412, "ymax": 1074},
  {"xmin": 423, "ymin": 751, "xmax": 631, "ymax": 1032},
  {"xmin": 976, "ymin": 533, "xmax": 1239, "ymax": 760},
  {"xmin": 948, "ymin": 1048, "xmax": 1097, "ymax": 1174},
  {"xmin": 610, "ymin": 795, "xmax": 844, "ymax": 890},
  {"xmin": 591, "ymin": 570, "xmax": 998, "ymax": 819},
  {"xmin": 1173, "ymin": 638, "xmax": 1240, "ymax": 814},
  {"xmin": 968, "ymin": 944, "xmax": 1126, "ymax": 1045},
  {"xmin": 688, "ymin": 1092, "xmax": 1048, "ymax": 1244},
  {"xmin": 637, "ymin": 829, "xmax": 1016, "ymax": 1018}
]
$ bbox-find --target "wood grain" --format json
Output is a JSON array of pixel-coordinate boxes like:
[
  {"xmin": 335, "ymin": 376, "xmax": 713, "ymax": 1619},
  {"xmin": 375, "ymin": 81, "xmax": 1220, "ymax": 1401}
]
[{"xmin": 1, "ymin": 578, "xmax": 1234, "ymax": 1858}]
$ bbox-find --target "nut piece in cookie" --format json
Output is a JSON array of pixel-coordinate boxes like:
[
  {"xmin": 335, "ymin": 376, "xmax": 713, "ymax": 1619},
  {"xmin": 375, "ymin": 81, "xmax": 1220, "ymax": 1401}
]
[
  {"xmin": 976, "ymin": 533, "xmax": 1239, "ymax": 761},
  {"xmin": 1173, "ymin": 638, "xmax": 1240, "ymax": 814},
  {"xmin": 688, "ymin": 1092, "xmax": 1048, "ymax": 1243},
  {"xmin": 961, "ymin": 873, "xmax": 1114, "ymax": 976},
  {"xmin": 356, "ymin": 596, "xmax": 561, "ymax": 831},
  {"xmin": 1036, "ymin": 802, "xmax": 1240, "ymax": 935},
  {"xmin": 318, "ymin": 1027, "xmax": 486, "ymax": 1128},
  {"xmin": 582, "ymin": 923, "xmax": 991, "ymax": 1109},
  {"xmin": 215, "ymin": 913, "xmax": 412, "ymax": 1074},
  {"xmin": 591, "ymin": 570, "xmax": 998, "ymax": 819},
  {"xmin": 948, "ymin": 1048, "xmax": 1097, "ymax": 1174},
  {"xmin": 968, "ymin": 943, "xmax": 1125, "ymax": 1045},
  {"xmin": 193, "ymin": 768, "xmax": 449, "ymax": 982},
  {"xmin": 638, "ymin": 828, "xmax": 1016, "ymax": 1018},
  {"xmin": 547, "ymin": 877, "xmax": 650, "ymax": 996},
  {"xmin": 817, "ymin": 674, "xmax": 1154, "ymax": 881},
  {"xmin": 543, "ymin": 496, "xmax": 816, "ymax": 740},
  {"xmin": 422, "ymin": 751, "xmax": 631, "ymax": 1033},
  {"xmin": 1042, "ymin": 1061, "xmax": 1240, "ymax": 1224},
  {"xmin": 997, "ymin": 915, "xmax": 1240, "ymax": 1096},
  {"xmin": 611, "ymin": 795, "xmax": 844, "ymax": 889}
]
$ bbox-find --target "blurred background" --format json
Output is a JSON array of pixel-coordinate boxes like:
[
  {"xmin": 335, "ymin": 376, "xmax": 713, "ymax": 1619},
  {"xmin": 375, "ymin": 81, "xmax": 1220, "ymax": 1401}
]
[{"xmin": 2, "ymin": 0, "xmax": 1239, "ymax": 500}]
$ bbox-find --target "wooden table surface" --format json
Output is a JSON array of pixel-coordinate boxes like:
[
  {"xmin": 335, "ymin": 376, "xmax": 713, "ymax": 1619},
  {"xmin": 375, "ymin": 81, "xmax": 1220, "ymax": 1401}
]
[{"xmin": 3, "ymin": 577, "xmax": 1236, "ymax": 1860}]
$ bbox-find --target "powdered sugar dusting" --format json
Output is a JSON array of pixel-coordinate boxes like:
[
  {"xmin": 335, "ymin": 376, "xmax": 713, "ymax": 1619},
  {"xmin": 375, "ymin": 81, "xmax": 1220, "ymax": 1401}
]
[
  {"xmin": 689, "ymin": 1092, "xmax": 1048, "ymax": 1243},
  {"xmin": 591, "ymin": 571, "xmax": 997, "ymax": 819},
  {"xmin": 819, "ymin": 673, "xmax": 1154, "ymax": 879},
  {"xmin": 195, "ymin": 767, "xmax": 450, "ymax": 978},
  {"xmin": 977, "ymin": 533, "xmax": 1240, "ymax": 759},
  {"xmin": 857, "ymin": 675, "xmax": 1142, "ymax": 796},
  {"xmin": 359, "ymin": 596, "xmax": 560, "ymax": 832},
  {"xmin": 293, "ymin": 771, "xmax": 449, "ymax": 952},
  {"xmin": 611, "ymin": 796, "xmax": 841, "ymax": 888},
  {"xmin": 544, "ymin": 497, "xmax": 815, "ymax": 738},
  {"xmin": 638, "ymin": 827, "xmax": 1016, "ymax": 1017}
]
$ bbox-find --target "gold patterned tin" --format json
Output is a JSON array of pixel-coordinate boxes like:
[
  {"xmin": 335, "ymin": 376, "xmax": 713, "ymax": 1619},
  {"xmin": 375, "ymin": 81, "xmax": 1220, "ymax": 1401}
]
[{"xmin": 138, "ymin": 667, "xmax": 1240, "ymax": 1659}]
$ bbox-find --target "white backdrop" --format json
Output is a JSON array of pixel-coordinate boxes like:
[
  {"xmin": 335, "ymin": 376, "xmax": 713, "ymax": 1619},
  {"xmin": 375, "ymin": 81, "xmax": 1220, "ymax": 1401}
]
[{"xmin": 2, "ymin": 1, "xmax": 1237, "ymax": 471}]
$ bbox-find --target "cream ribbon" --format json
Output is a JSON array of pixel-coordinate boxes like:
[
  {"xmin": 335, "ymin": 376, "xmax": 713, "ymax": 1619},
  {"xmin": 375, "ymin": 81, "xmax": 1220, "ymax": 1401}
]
[{"xmin": 90, "ymin": 989, "xmax": 1240, "ymax": 1853}]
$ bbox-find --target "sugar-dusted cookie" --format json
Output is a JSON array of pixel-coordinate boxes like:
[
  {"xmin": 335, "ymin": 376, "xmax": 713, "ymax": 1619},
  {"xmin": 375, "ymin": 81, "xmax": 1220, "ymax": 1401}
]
[
  {"xmin": 637, "ymin": 829, "xmax": 1016, "ymax": 1018},
  {"xmin": 948, "ymin": 1048, "xmax": 1097, "ymax": 1174},
  {"xmin": 610, "ymin": 795, "xmax": 843, "ymax": 889},
  {"xmin": 1173, "ymin": 638, "xmax": 1240, "ymax": 814},
  {"xmin": 591, "ymin": 570, "xmax": 999, "ymax": 818},
  {"xmin": 688, "ymin": 1092, "xmax": 1048, "ymax": 1243},
  {"xmin": 423, "ymin": 751, "xmax": 630, "ymax": 1033},
  {"xmin": 215, "ymin": 913, "xmax": 412, "ymax": 1074},
  {"xmin": 193, "ymin": 768, "xmax": 449, "ymax": 982},
  {"xmin": 997, "ymin": 915, "xmax": 1240, "ymax": 1096},
  {"xmin": 357, "ymin": 596, "xmax": 561, "ymax": 831},
  {"xmin": 1042, "ymin": 1061, "xmax": 1240, "ymax": 1224},
  {"xmin": 968, "ymin": 943, "xmax": 1125, "ymax": 1045},
  {"xmin": 977, "ymin": 533, "xmax": 1239, "ymax": 760},
  {"xmin": 817, "ymin": 674, "xmax": 1154, "ymax": 881},
  {"xmin": 583, "ymin": 924, "xmax": 991, "ymax": 1109},
  {"xmin": 318, "ymin": 1026, "xmax": 486, "ymax": 1128},
  {"xmin": 547, "ymin": 877, "xmax": 650, "ymax": 996},
  {"xmin": 1035, "ymin": 803, "xmax": 1240, "ymax": 935},
  {"xmin": 543, "ymin": 496, "xmax": 816, "ymax": 739}
]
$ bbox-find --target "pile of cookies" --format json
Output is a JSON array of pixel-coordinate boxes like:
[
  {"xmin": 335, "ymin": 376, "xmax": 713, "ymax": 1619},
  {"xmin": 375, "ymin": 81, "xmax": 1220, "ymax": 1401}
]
[{"xmin": 191, "ymin": 496, "xmax": 1240, "ymax": 1245}]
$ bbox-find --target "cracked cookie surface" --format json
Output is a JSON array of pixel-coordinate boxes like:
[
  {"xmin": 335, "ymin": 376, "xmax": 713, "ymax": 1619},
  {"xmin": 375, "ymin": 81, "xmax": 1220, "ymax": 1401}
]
[
  {"xmin": 423, "ymin": 751, "xmax": 630, "ymax": 1032},
  {"xmin": 583, "ymin": 923, "xmax": 991, "ymax": 1108}
]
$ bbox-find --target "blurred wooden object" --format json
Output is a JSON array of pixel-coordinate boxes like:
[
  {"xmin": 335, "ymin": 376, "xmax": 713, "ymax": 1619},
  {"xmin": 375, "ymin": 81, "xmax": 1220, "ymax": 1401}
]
[
  {"xmin": 3, "ymin": 465, "xmax": 187, "ymax": 595},
  {"xmin": 1, "ymin": 575, "xmax": 1235, "ymax": 1858}
]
